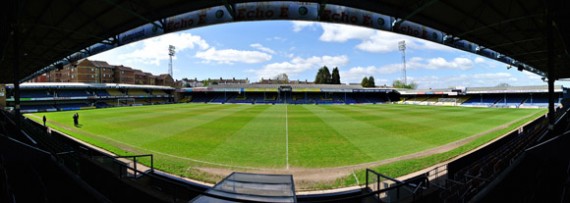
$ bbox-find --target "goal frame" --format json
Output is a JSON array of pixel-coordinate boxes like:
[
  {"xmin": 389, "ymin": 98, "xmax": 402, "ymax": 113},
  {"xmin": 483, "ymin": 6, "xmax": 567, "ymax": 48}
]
[{"xmin": 117, "ymin": 98, "xmax": 136, "ymax": 107}]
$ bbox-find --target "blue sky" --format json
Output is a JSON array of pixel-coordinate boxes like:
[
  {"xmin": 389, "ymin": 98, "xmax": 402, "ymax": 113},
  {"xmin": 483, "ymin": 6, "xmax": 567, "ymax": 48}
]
[{"xmin": 90, "ymin": 20, "xmax": 551, "ymax": 89}]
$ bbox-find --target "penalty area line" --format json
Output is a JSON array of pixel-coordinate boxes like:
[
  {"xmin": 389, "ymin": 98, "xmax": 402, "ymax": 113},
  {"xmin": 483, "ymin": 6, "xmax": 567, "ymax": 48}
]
[{"xmin": 285, "ymin": 103, "xmax": 289, "ymax": 170}]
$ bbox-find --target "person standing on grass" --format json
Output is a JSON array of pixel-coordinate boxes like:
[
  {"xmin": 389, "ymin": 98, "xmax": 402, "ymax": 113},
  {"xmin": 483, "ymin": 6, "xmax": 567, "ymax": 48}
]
[
  {"xmin": 43, "ymin": 115, "xmax": 46, "ymax": 126},
  {"xmin": 73, "ymin": 113, "xmax": 78, "ymax": 126}
]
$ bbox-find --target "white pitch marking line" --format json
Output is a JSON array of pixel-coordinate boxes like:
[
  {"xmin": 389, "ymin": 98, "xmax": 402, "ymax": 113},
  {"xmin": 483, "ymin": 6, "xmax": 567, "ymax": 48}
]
[
  {"xmin": 352, "ymin": 171, "xmax": 360, "ymax": 185},
  {"xmin": 285, "ymin": 103, "xmax": 289, "ymax": 170}
]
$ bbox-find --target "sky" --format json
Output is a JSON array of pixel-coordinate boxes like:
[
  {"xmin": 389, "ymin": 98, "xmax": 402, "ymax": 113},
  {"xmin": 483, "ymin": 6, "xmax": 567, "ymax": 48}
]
[{"xmin": 89, "ymin": 20, "xmax": 553, "ymax": 89}]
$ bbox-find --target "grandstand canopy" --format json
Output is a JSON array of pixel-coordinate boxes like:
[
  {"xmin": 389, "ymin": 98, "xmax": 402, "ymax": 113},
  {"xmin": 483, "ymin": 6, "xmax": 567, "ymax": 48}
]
[
  {"xmin": 398, "ymin": 85, "xmax": 564, "ymax": 95},
  {"xmin": 191, "ymin": 172, "xmax": 296, "ymax": 203},
  {"xmin": 4, "ymin": 83, "xmax": 175, "ymax": 90},
  {"xmin": 2, "ymin": 0, "xmax": 570, "ymax": 83}
]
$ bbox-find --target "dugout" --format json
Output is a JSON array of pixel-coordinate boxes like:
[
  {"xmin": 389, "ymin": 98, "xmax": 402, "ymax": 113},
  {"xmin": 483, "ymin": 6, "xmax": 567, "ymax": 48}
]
[{"xmin": 191, "ymin": 172, "xmax": 296, "ymax": 203}]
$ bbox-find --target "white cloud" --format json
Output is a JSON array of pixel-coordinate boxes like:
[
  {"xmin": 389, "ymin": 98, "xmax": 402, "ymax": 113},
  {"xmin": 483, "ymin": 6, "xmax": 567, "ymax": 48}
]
[
  {"xmin": 195, "ymin": 48, "xmax": 272, "ymax": 64},
  {"xmin": 319, "ymin": 23, "xmax": 375, "ymax": 42},
  {"xmin": 266, "ymin": 36, "xmax": 286, "ymax": 42},
  {"xmin": 295, "ymin": 22, "xmax": 457, "ymax": 53},
  {"xmin": 91, "ymin": 33, "xmax": 210, "ymax": 66},
  {"xmin": 340, "ymin": 66, "xmax": 382, "ymax": 82},
  {"xmin": 523, "ymin": 71, "xmax": 542, "ymax": 80},
  {"xmin": 472, "ymin": 56, "xmax": 504, "ymax": 69},
  {"xmin": 425, "ymin": 57, "xmax": 473, "ymax": 70},
  {"xmin": 474, "ymin": 57, "xmax": 486, "ymax": 63},
  {"xmin": 292, "ymin": 21, "xmax": 317, "ymax": 32},
  {"xmin": 408, "ymin": 72, "xmax": 522, "ymax": 89},
  {"xmin": 340, "ymin": 56, "xmax": 488, "ymax": 86},
  {"xmin": 472, "ymin": 72, "xmax": 515, "ymax": 80},
  {"xmin": 250, "ymin": 43, "xmax": 276, "ymax": 54},
  {"xmin": 355, "ymin": 32, "xmax": 404, "ymax": 52},
  {"xmin": 343, "ymin": 66, "xmax": 378, "ymax": 75},
  {"xmin": 341, "ymin": 63, "xmax": 412, "ymax": 83},
  {"xmin": 254, "ymin": 55, "xmax": 349, "ymax": 79}
]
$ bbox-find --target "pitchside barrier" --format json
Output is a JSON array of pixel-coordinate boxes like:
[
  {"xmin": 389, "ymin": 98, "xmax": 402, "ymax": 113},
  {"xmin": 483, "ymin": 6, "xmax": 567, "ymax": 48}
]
[{"xmin": 364, "ymin": 169, "xmax": 429, "ymax": 202}]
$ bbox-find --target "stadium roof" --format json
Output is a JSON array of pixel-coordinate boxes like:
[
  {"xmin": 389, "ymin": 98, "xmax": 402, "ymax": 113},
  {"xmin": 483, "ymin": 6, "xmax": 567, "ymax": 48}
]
[
  {"xmin": 212, "ymin": 83, "xmax": 364, "ymax": 89},
  {"xmin": 2, "ymin": 0, "xmax": 570, "ymax": 83},
  {"xmin": 398, "ymin": 85, "xmax": 564, "ymax": 95},
  {"xmin": 180, "ymin": 84, "xmax": 397, "ymax": 93},
  {"xmin": 4, "ymin": 82, "xmax": 175, "ymax": 90}
]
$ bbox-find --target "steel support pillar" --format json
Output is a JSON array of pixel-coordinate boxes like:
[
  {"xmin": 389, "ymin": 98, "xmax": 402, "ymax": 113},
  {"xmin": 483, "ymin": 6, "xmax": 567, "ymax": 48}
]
[
  {"xmin": 11, "ymin": 5, "xmax": 21, "ymax": 131},
  {"xmin": 547, "ymin": 8, "xmax": 555, "ymax": 131}
]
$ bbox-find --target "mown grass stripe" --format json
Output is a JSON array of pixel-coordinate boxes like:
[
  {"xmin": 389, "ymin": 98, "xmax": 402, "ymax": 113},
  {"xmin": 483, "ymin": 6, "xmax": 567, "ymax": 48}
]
[
  {"xmin": 287, "ymin": 105, "xmax": 373, "ymax": 167},
  {"xmin": 200, "ymin": 105, "xmax": 286, "ymax": 168}
]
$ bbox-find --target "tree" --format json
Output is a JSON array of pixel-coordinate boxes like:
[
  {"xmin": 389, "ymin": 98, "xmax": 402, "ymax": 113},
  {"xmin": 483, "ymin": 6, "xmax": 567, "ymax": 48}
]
[
  {"xmin": 496, "ymin": 83, "xmax": 510, "ymax": 87},
  {"xmin": 392, "ymin": 80, "xmax": 418, "ymax": 89},
  {"xmin": 392, "ymin": 80, "xmax": 403, "ymax": 88},
  {"xmin": 323, "ymin": 66, "xmax": 331, "ymax": 84},
  {"xmin": 361, "ymin": 77, "xmax": 369, "ymax": 87},
  {"xmin": 314, "ymin": 66, "xmax": 332, "ymax": 84},
  {"xmin": 368, "ymin": 76, "xmax": 375, "ymax": 87},
  {"xmin": 273, "ymin": 73, "xmax": 289, "ymax": 83},
  {"xmin": 331, "ymin": 67, "xmax": 341, "ymax": 84},
  {"xmin": 314, "ymin": 68, "xmax": 323, "ymax": 84},
  {"xmin": 408, "ymin": 82, "xmax": 418, "ymax": 89}
]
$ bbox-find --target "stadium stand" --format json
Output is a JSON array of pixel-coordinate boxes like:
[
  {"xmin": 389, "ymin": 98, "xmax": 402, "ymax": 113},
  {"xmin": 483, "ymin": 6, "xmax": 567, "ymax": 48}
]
[
  {"xmin": 106, "ymin": 89, "xmax": 125, "ymax": 96},
  {"xmin": 93, "ymin": 89, "xmax": 110, "ymax": 97},
  {"xmin": 20, "ymin": 104, "xmax": 57, "ymax": 112},
  {"xmin": 5, "ymin": 83, "xmax": 174, "ymax": 112},
  {"xmin": 21, "ymin": 90, "xmax": 52, "ymax": 98},
  {"xmin": 455, "ymin": 95, "xmax": 471, "ymax": 104},
  {"xmin": 179, "ymin": 84, "xmax": 398, "ymax": 105},
  {"xmin": 127, "ymin": 89, "xmax": 149, "ymax": 96},
  {"xmin": 462, "ymin": 94, "xmax": 502, "ymax": 106},
  {"xmin": 151, "ymin": 90, "xmax": 169, "ymax": 96},
  {"xmin": 56, "ymin": 103, "xmax": 91, "ymax": 111},
  {"xmin": 94, "ymin": 101, "xmax": 110, "ymax": 108},
  {"xmin": 188, "ymin": 93, "xmax": 214, "ymax": 103},
  {"xmin": 495, "ymin": 94, "xmax": 527, "ymax": 107},
  {"xmin": 397, "ymin": 85, "xmax": 563, "ymax": 108},
  {"xmin": 57, "ymin": 90, "xmax": 91, "ymax": 97}
]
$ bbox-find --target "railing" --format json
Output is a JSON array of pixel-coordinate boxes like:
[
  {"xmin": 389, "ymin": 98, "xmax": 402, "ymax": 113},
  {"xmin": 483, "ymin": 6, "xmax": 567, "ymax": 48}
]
[
  {"xmin": 365, "ymin": 168, "xmax": 429, "ymax": 202},
  {"xmin": 92, "ymin": 154, "xmax": 153, "ymax": 179}
]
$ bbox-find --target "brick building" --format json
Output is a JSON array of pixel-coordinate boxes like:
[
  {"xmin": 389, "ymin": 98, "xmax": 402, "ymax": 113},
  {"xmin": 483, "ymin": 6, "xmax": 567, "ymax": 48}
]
[
  {"xmin": 30, "ymin": 59, "xmax": 173, "ymax": 86},
  {"xmin": 155, "ymin": 74, "xmax": 174, "ymax": 86},
  {"xmin": 114, "ymin": 65, "xmax": 135, "ymax": 84}
]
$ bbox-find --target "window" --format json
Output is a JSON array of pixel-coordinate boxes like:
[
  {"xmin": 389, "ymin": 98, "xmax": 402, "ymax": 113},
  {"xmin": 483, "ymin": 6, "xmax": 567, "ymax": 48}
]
[
  {"xmin": 91, "ymin": 68, "xmax": 94, "ymax": 72},
  {"xmin": 91, "ymin": 75, "xmax": 94, "ymax": 78}
]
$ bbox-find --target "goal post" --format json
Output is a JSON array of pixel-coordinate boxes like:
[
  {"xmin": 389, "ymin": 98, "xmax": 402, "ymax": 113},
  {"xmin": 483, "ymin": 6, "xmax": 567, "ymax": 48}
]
[
  {"xmin": 117, "ymin": 98, "xmax": 136, "ymax": 107},
  {"xmin": 438, "ymin": 98, "xmax": 459, "ymax": 106}
]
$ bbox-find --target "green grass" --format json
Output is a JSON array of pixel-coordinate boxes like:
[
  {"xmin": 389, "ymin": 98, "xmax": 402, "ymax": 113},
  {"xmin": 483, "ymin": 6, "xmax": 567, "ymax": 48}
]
[{"xmin": 26, "ymin": 104, "xmax": 546, "ymax": 189}]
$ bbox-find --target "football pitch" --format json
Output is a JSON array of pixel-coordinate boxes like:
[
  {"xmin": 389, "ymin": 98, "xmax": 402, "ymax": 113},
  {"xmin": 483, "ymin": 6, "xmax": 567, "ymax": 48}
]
[{"xmin": 26, "ymin": 104, "xmax": 545, "ymax": 188}]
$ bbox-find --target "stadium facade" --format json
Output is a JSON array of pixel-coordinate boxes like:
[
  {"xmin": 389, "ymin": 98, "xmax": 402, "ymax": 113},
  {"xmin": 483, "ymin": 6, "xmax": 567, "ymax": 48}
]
[{"xmin": 0, "ymin": 83, "xmax": 565, "ymax": 114}]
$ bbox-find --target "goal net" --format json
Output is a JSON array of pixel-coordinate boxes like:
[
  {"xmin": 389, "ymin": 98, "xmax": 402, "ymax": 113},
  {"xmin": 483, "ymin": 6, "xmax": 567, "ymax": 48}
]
[
  {"xmin": 438, "ymin": 98, "xmax": 459, "ymax": 106},
  {"xmin": 117, "ymin": 98, "xmax": 136, "ymax": 107}
]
